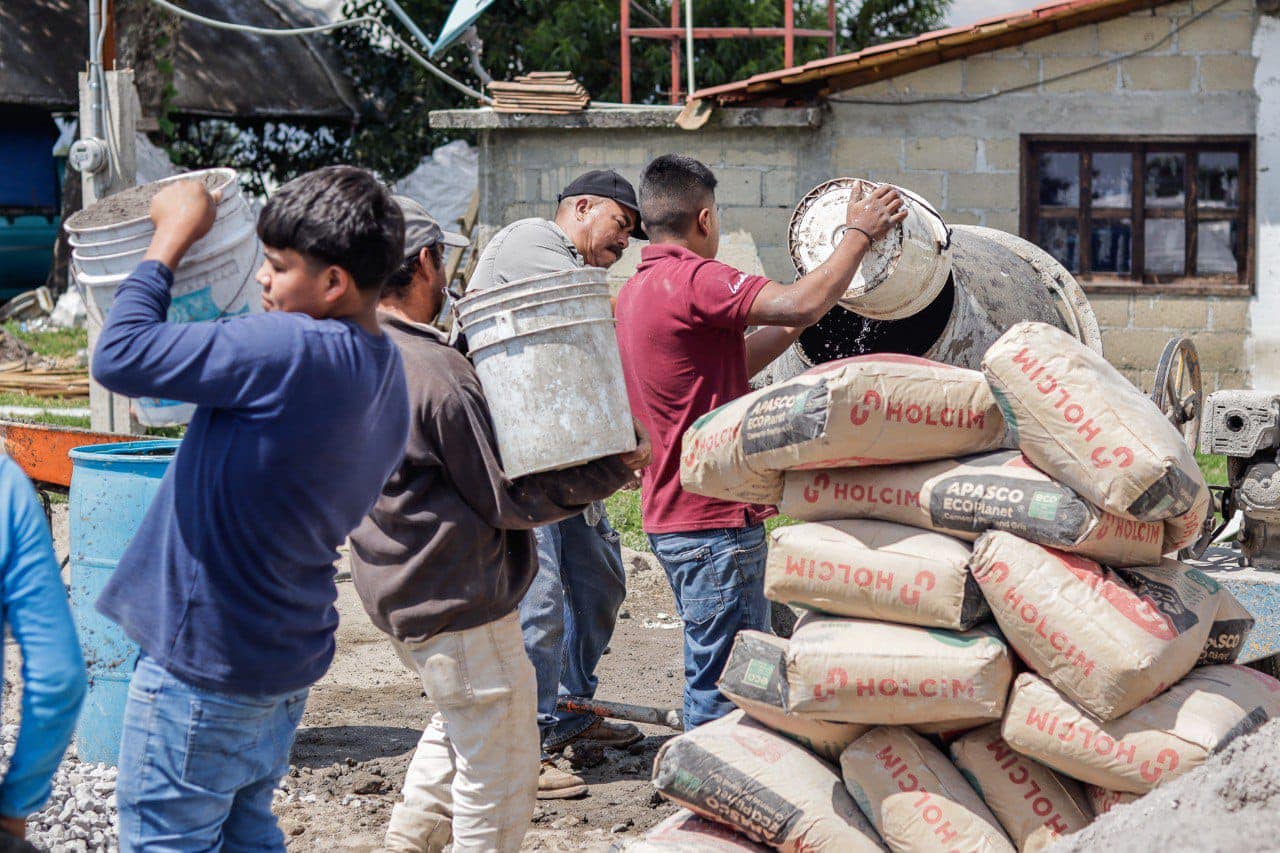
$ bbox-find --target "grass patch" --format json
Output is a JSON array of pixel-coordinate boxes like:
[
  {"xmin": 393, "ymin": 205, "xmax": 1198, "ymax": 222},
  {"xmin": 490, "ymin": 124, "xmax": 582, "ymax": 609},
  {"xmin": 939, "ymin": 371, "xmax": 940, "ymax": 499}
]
[
  {"xmin": 1197, "ymin": 451, "xmax": 1227, "ymax": 487},
  {"xmin": 606, "ymin": 488, "xmax": 798, "ymax": 554},
  {"xmin": 4, "ymin": 321, "xmax": 87, "ymax": 361},
  {"xmin": 0, "ymin": 391, "xmax": 87, "ymax": 409}
]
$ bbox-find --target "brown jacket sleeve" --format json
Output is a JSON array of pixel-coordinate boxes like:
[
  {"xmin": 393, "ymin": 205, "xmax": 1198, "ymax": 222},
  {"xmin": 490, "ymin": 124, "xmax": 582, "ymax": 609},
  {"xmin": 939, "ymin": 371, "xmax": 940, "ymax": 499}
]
[{"xmin": 429, "ymin": 375, "xmax": 634, "ymax": 531}]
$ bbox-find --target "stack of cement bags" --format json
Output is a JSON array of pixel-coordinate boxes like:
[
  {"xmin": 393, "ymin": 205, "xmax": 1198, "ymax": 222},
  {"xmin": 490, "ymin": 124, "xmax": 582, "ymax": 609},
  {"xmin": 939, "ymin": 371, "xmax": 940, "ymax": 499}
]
[{"xmin": 644, "ymin": 322, "xmax": 1277, "ymax": 852}]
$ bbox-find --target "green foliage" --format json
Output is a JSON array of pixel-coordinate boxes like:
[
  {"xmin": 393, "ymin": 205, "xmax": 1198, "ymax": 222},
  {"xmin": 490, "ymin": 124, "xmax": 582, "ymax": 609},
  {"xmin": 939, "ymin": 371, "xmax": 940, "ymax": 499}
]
[
  {"xmin": 606, "ymin": 488, "xmax": 797, "ymax": 553},
  {"xmin": 4, "ymin": 322, "xmax": 87, "ymax": 361},
  {"xmin": 335, "ymin": 0, "xmax": 951, "ymax": 181}
]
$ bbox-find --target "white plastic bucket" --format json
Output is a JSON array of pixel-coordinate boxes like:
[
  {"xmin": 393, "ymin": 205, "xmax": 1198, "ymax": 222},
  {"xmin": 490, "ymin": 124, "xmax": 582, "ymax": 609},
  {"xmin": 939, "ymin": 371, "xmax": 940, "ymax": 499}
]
[
  {"xmin": 456, "ymin": 267, "xmax": 636, "ymax": 478},
  {"xmin": 789, "ymin": 178, "xmax": 953, "ymax": 321},
  {"xmin": 64, "ymin": 168, "xmax": 264, "ymax": 426}
]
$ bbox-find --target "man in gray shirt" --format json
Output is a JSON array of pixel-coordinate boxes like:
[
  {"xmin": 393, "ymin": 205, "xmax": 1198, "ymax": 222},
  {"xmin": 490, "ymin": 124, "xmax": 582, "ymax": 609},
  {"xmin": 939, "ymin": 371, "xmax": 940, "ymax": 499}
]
[{"xmin": 467, "ymin": 170, "xmax": 645, "ymax": 799}]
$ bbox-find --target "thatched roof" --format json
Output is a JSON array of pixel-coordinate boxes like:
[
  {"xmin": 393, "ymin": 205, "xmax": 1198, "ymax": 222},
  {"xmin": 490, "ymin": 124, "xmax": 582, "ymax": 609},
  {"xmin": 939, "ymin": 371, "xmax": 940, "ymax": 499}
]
[{"xmin": 1, "ymin": 0, "xmax": 358, "ymax": 120}]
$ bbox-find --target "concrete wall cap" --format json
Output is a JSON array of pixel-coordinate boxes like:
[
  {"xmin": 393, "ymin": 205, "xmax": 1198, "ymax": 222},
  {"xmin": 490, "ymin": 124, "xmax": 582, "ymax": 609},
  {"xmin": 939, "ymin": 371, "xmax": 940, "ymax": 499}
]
[{"xmin": 429, "ymin": 105, "xmax": 826, "ymax": 131}]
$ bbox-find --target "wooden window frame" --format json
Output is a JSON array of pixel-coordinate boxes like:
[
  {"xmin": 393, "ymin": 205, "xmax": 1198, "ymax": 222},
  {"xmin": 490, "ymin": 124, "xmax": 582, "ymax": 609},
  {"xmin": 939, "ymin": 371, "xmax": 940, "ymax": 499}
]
[{"xmin": 1019, "ymin": 134, "xmax": 1255, "ymax": 296}]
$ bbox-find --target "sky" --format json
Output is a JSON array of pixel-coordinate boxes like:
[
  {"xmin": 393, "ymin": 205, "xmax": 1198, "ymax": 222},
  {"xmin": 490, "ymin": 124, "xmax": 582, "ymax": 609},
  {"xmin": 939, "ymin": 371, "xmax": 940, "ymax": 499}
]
[{"xmin": 947, "ymin": 0, "xmax": 1046, "ymax": 27}]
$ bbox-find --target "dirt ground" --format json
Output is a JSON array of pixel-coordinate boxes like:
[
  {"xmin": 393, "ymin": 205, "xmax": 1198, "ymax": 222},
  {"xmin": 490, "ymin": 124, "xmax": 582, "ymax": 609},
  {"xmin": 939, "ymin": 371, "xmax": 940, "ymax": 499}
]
[
  {"xmin": 33, "ymin": 499, "xmax": 684, "ymax": 852},
  {"xmin": 276, "ymin": 545, "xmax": 684, "ymax": 851}
]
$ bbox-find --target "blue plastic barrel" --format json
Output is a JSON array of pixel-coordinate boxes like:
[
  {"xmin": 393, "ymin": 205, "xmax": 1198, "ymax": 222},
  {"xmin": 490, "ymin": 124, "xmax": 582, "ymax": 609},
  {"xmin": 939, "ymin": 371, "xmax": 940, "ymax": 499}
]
[{"xmin": 69, "ymin": 439, "xmax": 179, "ymax": 764}]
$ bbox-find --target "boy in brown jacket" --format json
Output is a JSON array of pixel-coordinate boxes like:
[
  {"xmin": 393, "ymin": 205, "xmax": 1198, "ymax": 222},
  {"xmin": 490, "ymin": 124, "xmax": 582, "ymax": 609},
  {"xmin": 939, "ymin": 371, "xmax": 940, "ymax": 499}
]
[{"xmin": 348, "ymin": 197, "xmax": 649, "ymax": 853}]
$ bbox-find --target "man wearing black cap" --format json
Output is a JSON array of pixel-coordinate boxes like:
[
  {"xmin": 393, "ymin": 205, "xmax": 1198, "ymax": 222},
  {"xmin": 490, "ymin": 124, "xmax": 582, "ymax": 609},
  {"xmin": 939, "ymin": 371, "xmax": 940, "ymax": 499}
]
[
  {"xmin": 349, "ymin": 196, "xmax": 646, "ymax": 851},
  {"xmin": 469, "ymin": 170, "xmax": 646, "ymax": 799}
]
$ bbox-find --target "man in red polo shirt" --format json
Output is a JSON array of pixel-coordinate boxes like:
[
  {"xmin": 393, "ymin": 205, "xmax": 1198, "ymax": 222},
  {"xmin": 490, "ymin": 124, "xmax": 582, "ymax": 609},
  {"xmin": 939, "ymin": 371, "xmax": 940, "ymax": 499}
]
[{"xmin": 615, "ymin": 154, "xmax": 904, "ymax": 728}]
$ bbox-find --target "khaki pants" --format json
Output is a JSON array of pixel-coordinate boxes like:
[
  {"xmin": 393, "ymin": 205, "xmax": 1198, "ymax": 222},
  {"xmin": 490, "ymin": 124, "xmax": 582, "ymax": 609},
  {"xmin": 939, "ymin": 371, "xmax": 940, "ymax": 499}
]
[{"xmin": 383, "ymin": 611, "xmax": 539, "ymax": 853}]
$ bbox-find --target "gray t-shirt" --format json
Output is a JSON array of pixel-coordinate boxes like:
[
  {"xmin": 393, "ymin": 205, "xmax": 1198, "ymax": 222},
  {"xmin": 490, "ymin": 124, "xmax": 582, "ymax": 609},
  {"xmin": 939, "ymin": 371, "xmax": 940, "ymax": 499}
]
[{"xmin": 469, "ymin": 218, "xmax": 583, "ymax": 292}]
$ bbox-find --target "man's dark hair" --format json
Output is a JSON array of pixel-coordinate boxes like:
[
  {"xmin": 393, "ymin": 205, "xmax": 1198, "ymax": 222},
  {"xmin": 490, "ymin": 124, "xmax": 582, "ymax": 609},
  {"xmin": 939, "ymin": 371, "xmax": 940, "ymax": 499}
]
[
  {"xmin": 382, "ymin": 243, "xmax": 442, "ymax": 301},
  {"xmin": 639, "ymin": 155, "xmax": 718, "ymax": 239},
  {"xmin": 257, "ymin": 165, "xmax": 405, "ymax": 292}
]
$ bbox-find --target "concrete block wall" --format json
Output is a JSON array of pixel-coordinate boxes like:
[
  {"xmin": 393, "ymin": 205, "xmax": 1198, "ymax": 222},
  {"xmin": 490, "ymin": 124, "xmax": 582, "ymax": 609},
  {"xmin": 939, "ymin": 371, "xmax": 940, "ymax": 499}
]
[
  {"xmin": 824, "ymin": 0, "xmax": 1258, "ymax": 390},
  {"xmin": 436, "ymin": 0, "xmax": 1260, "ymax": 392},
  {"xmin": 475, "ymin": 124, "xmax": 815, "ymax": 286}
]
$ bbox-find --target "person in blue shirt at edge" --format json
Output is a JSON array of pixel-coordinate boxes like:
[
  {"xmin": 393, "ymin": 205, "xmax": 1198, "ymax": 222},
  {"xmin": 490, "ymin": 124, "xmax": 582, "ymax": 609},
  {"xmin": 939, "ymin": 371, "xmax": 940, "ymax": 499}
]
[
  {"xmin": 90, "ymin": 166, "xmax": 410, "ymax": 851},
  {"xmin": 0, "ymin": 462, "xmax": 86, "ymax": 850}
]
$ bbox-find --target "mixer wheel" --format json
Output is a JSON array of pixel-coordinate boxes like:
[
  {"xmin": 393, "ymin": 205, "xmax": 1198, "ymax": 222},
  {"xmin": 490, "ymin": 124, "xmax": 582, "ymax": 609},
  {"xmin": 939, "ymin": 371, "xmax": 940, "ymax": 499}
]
[{"xmin": 1151, "ymin": 336, "xmax": 1202, "ymax": 452}]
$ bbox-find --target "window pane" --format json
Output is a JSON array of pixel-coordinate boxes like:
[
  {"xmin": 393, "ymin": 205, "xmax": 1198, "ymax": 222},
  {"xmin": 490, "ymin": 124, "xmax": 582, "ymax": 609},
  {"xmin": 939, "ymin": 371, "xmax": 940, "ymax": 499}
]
[
  {"xmin": 1039, "ymin": 152, "xmax": 1079, "ymax": 207},
  {"xmin": 1091, "ymin": 219, "xmax": 1132, "ymax": 274},
  {"xmin": 1092, "ymin": 153, "xmax": 1132, "ymax": 208},
  {"xmin": 1198, "ymin": 152, "xmax": 1240, "ymax": 209},
  {"xmin": 1144, "ymin": 219, "xmax": 1185, "ymax": 275},
  {"xmin": 1145, "ymin": 152, "xmax": 1185, "ymax": 208},
  {"xmin": 1038, "ymin": 219, "xmax": 1079, "ymax": 272},
  {"xmin": 1197, "ymin": 220, "xmax": 1239, "ymax": 275}
]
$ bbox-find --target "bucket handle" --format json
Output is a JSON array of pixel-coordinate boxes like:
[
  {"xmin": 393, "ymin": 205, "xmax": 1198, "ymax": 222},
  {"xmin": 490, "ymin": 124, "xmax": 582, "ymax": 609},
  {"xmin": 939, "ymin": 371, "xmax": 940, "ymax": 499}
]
[
  {"xmin": 891, "ymin": 185, "xmax": 953, "ymax": 253},
  {"xmin": 467, "ymin": 317, "xmax": 617, "ymax": 357}
]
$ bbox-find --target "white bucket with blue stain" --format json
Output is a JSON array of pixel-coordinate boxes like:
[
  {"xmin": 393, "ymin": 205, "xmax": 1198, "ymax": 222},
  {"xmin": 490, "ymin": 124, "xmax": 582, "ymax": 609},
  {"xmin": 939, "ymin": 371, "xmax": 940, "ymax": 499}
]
[{"xmin": 64, "ymin": 168, "xmax": 263, "ymax": 426}]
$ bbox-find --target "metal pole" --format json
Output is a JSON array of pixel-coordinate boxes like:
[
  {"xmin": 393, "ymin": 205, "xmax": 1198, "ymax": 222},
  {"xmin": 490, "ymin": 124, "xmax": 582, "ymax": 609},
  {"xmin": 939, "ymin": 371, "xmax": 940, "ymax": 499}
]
[
  {"xmin": 669, "ymin": 0, "xmax": 680, "ymax": 104},
  {"xmin": 621, "ymin": 0, "xmax": 632, "ymax": 103},
  {"xmin": 87, "ymin": 0, "xmax": 102, "ymax": 139},
  {"xmin": 784, "ymin": 0, "xmax": 794, "ymax": 68},
  {"xmin": 684, "ymin": 0, "xmax": 695, "ymax": 99}
]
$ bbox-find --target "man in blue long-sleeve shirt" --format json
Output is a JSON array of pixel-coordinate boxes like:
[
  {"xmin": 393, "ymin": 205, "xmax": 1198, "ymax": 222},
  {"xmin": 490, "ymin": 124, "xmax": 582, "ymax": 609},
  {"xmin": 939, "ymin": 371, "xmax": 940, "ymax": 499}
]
[
  {"xmin": 0, "ymin": 459, "xmax": 86, "ymax": 845},
  {"xmin": 92, "ymin": 167, "xmax": 409, "ymax": 851}
]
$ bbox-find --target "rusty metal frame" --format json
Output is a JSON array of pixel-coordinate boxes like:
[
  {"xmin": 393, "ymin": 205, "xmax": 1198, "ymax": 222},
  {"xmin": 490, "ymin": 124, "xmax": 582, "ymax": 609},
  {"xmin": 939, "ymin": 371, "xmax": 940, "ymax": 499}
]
[{"xmin": 620, "ymin": 0, "xmax": 838, "ymax": 104}]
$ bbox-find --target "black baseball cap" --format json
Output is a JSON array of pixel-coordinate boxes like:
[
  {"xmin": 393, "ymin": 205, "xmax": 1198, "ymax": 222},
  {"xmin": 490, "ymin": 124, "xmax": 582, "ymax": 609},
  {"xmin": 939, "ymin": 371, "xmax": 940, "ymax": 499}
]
[{"xmin": 558, "ymin": 170, "xmax": 647, "ymax": 239}]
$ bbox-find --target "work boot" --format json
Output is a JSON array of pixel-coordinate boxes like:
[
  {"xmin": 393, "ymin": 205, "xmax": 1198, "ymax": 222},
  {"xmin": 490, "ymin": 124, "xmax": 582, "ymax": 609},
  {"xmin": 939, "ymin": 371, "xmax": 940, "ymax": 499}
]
[
  {"xmin": 538, "ymin": 760, "xmax": 588, "ymax": 799},
  {"xmin": 550, "ymin": 716, "xmax": 644, "ymax": 751}
]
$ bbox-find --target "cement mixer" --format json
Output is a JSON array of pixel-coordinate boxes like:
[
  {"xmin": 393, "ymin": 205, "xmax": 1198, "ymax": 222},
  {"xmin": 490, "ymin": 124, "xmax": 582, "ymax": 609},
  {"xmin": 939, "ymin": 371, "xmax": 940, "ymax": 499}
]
[{"xmin": 767, "ymin": 179, "xmax": 1100, "ymax": 383}]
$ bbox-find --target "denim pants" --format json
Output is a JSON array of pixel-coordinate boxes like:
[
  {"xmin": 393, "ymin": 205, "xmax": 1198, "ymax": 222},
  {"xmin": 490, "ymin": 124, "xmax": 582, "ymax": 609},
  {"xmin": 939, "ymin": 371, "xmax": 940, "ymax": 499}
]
[
  {"xmin": 519, "ymin": 512, "xmax": 626, "ymax": 750},
  {"xmin": 116, "ymin": 654, "xmax": 309, "ymax": 852},
  {"xmin": 384, "ymin": 611, "xmax": 539, "ymax": 853},
  {"xmin": 647, "ymin": 524, "xmax": 770, "ymax": 730}
]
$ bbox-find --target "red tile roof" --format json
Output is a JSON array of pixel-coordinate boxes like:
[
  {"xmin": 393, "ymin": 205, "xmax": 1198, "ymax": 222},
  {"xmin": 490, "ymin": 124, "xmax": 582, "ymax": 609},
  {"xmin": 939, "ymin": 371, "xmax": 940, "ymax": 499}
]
[{"xmin": 692, "ymin": 0, "xmax": 1177, "ymax": 104}]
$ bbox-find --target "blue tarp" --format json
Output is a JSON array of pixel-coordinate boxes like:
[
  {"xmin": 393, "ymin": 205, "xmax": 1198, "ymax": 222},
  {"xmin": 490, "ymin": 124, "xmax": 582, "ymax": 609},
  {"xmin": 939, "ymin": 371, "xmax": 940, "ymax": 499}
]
[{"xmin": 0, "ymin": 112, "xmax": 57, "ymax": 211}]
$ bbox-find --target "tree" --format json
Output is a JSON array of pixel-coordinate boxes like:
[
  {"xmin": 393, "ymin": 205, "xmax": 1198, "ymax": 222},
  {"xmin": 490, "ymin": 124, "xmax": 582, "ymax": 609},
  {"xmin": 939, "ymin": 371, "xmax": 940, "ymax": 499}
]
[{"xmin": 335, "ymin": 0, "xmax": 949, "ymax": 182}]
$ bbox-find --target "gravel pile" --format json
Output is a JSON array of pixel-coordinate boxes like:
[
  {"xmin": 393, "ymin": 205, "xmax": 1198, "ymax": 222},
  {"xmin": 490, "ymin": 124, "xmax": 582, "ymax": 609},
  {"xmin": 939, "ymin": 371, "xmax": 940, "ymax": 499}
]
[
  {"xmin": 1051, "ymin": 717, "xmax": 1280, "ymax": 853},
  {"xmin": 0, "ymin": 725, "xmax": 119, "ymax": 852}
]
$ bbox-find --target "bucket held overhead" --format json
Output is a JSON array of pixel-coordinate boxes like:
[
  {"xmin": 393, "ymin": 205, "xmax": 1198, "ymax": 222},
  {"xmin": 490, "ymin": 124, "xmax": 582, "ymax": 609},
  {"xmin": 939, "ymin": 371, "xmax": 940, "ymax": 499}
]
[
  {"xmin": 789, "ymin": 177, "xmax": 953, "ymax": 321},
  {"xmin": 456, "ymin": 267, "xmax": 636, "ymax": 478}
]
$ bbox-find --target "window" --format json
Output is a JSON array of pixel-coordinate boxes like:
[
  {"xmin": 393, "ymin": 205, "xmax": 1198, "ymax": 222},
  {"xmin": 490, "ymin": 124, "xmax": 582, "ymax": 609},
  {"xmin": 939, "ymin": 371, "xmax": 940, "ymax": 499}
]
[{"xmin": 1021, "ymin": 136, "xmax": 1253, "ymax": 293}]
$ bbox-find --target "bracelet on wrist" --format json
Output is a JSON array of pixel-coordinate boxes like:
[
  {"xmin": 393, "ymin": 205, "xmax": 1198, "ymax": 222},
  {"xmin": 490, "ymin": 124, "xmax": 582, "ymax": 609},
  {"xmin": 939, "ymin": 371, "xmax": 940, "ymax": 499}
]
[{"xmin": 845, "ymin": 225, "xmax": 875, "ymax": 244}]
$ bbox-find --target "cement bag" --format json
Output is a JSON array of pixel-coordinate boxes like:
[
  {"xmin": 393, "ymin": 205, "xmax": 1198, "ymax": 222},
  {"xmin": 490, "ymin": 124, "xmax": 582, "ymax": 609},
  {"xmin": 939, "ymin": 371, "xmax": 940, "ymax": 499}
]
[
  {"xmin": 970, "ymin": 532, "xmax": 1216, "ymax": 720},
  {"xmin": 619, "ymin": 809, "xmax": 770, "ymax": 852},
  {"xmin": 1163, "ymin": 484, "xmax": 1211, "ymax": 553},
  {"xmin": 1001, "ymin": 666, "xmax": 1280, "ymax": 794},
  {"xmin": 785, "ymin": 615, "xmax": 1013, "ymax": 725},
  {"xmin": 681, "ymin": 354, "xmax": 1006, "ymax": 504},
  {"xmin": 1083, "ymin": 786, "xmax": 1140, "ymax": 816},
  {"xmin": 718, "ymin": 630, "xmax": 868, "ymax": 763},
  {"xmin": 779, "ymin": 451, "xmax": 1163, "ymax": 567},
  {"xmin": 1197, "ymin": 588, "xmax": 1254, "ymax": 665},
  {"xmin": 764, "ymin": 519, "xmax": 988, "ymax": 629},
  {"xmin": 841, "ymin": 726, "xmax": 1014, "ymax": 853},
  {"xmin": 651, "ymin": 710, "xmax": 885, "ymax": 851},
  {"xmin": 1114, "ymin": 563, "xmax": 1247, "ymax": 667},
  {"xmin": 982, "ymin": 322, "xmax": 1209, "ymax": 524},
  {"xmin": 950, "ymin": 724, "xmax": 1092, "ymax": 852},
  {"xmin": 912, "ymin": 718, "xmax": 997, "ymax": 741}
]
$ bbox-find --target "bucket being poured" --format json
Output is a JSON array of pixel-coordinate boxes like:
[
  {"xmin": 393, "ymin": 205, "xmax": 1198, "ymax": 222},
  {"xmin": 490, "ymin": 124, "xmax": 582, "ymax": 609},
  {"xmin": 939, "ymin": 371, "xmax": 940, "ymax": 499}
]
[
  {"xmin": 789, "ymin": 178, "xmax": 953, "ymax": 320},
  {"xmin": 63, "ymin": 168, "xmax": 264, "ymax": 426},
  {"xmin": 456, "ymin": 267, "xmax": 636, "ymax": 478}
]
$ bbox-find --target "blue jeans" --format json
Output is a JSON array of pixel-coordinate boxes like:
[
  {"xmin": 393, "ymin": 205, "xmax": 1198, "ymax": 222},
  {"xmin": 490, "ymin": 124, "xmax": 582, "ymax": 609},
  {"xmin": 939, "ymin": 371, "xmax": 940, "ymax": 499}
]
[
  {"xmin": 519, "ymin": 513, "xmax": 626, "ymax": 751},
  {"xmin": 648, "ymin": 524, "xmax": 770, "ymax": 730},
  {"xmin": 116, "ymin": 654, "xmax": 309, "ymax": 852}
]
